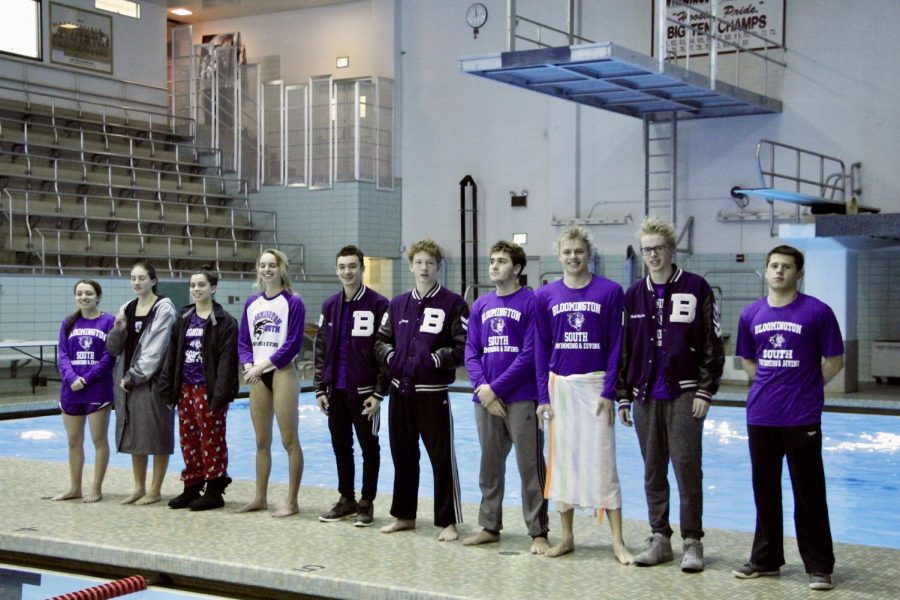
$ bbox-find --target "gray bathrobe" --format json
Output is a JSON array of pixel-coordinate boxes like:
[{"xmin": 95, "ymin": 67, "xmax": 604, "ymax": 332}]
[{"xmin": 108, "ymin": 296, "xmax": 177, "ymax": 454}]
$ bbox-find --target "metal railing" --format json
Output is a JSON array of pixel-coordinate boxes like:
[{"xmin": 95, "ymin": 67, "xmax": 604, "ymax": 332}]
[
  {"xmin": 505, "ymin": 1, "xmax": 785, "ymax": 100},
  {"xmin": 0, "ymin": 57, "xmax": 192, "ymax": 136},
  {"xmin": 506, "ymin": 0, "xmax": 594, "ymax": 50},
  {"xmin": 660, "ymin": 1, "xmax": 785, "ymax": 98},
  {"xmin": 754, "ymin": 139, "xmax": 848, "ymax": 201}
]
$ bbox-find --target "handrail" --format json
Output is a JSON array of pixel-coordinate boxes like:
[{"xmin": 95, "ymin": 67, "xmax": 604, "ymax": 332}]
[
  {"xmin": 32, "ymin": 227, "xmax": 46, "ymax": 274},
  {"xmin": 512, "ymin": 14, "xmax": 595, "ymax": 49},
  {"xmin": 0, "ymin": 115, "xmax": 217, "ymax": 162},
  {"xmin": 0, "ymin": 53, "xmax": 168, "ymax": 96},
  {"xmin": 754, "ymin": 139, "xmax": 847, "ymax": 201},
  {"xmin": 506, "ymin": 0, "xmax": 593, "ymax": 51},
  {"xmin": 0, "ymin": 117, "xmax": 224, "ymax": 174},
  {"xmin": 81, "ymin": 190, "xmax": 92, "ymax": 252},
  {"xmin": 0, "ymin": 55, "xmax": 191, "ymax": 133},
  {"xmin": 0, "ymin": 147, "xmax": 240, "ymax": 200},
  {"xmin": 668, "ymin": 1, "xmax": 786, "ymax": 67},
  {"xmin": 0, "ymin": 184, "xmax": 272, "ymax": 229},
  {"xmin": 662, "ymin": 0, "xmax": 785, "ymax": 98},
  {"xmin": 0, "ymin": 80, "xmax": 185, "ymax": 135},
  {"xmin": 22, "ymin": 121, "xmax": 33, "ymax": 175},
  {"xmin": 1, "ymin": 188, "xmax": 12, "ymax": 248},
  {"xmin": 24, "ymin": 192, "xmax": 34, "ymax": 247},
  {"xmin": 167, "ymin": 236, "xmax": 174, "ymax": 276}
]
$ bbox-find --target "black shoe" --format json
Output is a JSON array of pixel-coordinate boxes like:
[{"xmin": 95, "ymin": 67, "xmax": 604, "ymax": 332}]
[
  {"xmin": 354, "ymin": 500, "xmax": 374, "ymax": 527},
  {"xmin": 319, "ymin": 496, "xmax": 358, "ymax": 522},
  {"xmin": 188, "ymin": 476, "xmax": 232, "ymax": 512},
  {"xmin": 168, "ymin": 482, "xmax": 205, "ymax": 509},
  {"xmin": 732, "ymin": 562, "xmax": 781, "ymax": 579},
  {"xmin": 809, "ymin": 573, "xmax": 834, "ymax": 590}
]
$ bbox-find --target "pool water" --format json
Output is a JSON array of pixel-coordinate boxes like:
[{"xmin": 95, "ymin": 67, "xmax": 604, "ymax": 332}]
[
  {"xmin": 1, "ymin": 393, "xmax": 898, "ymax": 549},
  {"xmin": 1, "ymin": 563, "xmax": 224, "ymax": 599}
]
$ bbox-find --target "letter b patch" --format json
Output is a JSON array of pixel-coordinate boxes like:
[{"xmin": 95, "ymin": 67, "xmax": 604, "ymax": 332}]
[
  {"xmin": 351, "ymin": 311, "xmax": 376, "ymax": 336},
  {"xmin": 669, "ymin": 293, "xmax": 697, "ymax": 323},
  {"xmin": 420, "ymin": 308, "xmax": 446, "ymax": 333}
]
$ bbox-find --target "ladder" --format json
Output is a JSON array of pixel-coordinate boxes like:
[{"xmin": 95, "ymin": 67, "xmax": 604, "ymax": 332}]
[{"xmin": 643, "ymin": 113, "xmax": 677, "ymax": 227}]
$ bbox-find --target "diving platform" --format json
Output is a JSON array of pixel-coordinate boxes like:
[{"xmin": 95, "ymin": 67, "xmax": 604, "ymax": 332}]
[
  {"xmin": 730, "ymin": 140, "xmax": 880, "ymax": 229},
  {"xmin": 731, "ymin": 187, "xmax": 880, "ymax": 215},
  {"xmin": 458, "ymin": 42, "xmax": 782, "ymax": 120}
]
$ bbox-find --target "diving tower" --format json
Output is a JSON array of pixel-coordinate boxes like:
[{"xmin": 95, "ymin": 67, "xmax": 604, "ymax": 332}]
[
  {"xmin": 458, "ymin": 1, "xmax": 786, "ymax": 241},
  {"xmin": 458, "ymin": 41, "xmax": 781, "ymax": 121},
  {"xmin": 458, "ymin": 0, "xmax": 784, "ymax": 121}
]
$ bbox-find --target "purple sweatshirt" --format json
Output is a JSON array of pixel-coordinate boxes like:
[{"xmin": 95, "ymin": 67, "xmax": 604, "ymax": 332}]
[
  {"xmin": 534, "ymin": 276, "xmax": 625, "ymax": 405},
  {"xmin": 465, "ymin": 287, "xmax": 538, "ymax": 404},
  {"xmin": 58, "ymin": 313, "xmax": 116, "ymax": 409},
  {"xmin": 238, "ymin": 290, "xmax": 306, "ymax": 371}
]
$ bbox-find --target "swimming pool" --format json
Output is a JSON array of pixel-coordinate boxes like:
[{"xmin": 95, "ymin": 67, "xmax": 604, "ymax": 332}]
[
  {"xmin": 2, "ymin": 563, "xmax": 224, "ymax": 599},
  {"xmin": 1, "ymin": 393, "xmax": 897, "ymax": 549}
]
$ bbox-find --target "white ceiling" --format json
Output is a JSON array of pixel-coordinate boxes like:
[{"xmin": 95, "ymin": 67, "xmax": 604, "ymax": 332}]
[{"xmin": 165, "ymin": 0, "xmax": 361, "ymax": 24}]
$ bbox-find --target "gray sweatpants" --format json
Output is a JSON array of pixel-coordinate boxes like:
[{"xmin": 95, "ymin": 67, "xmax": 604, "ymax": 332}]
[
  {"xmin": 473, "ymin": 400, "xmax": 549, "ymax": 538},
  {"xmin": 633, "ymin": 390, "xmax": 705, "ymax": 540}
]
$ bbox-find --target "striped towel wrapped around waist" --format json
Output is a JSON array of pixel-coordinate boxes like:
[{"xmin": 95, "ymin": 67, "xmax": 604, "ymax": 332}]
[{"xmin": 544, "ymin": 371, "xmax": 622, "ymax": 511}]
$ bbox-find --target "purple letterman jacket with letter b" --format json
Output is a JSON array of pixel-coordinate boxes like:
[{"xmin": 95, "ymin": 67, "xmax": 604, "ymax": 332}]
[
  {"xmin": 616, "ymin": 266, "xmax": 725, "ymax": 408},
  {"xmin": 314, "ymin": 284, "xmax": 390, "ymax": 400},
  {"xmin": 375, "ymin": 283, "xmax": 469, "ymax": 395}
]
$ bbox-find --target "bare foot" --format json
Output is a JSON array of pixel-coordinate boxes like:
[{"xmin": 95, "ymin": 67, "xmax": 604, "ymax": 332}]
[
  {"xmin": 51, "ymin": 490, "xmax": 82, "ymax": 501},
  {"xmin": 380, "ymin": 519, "xmax": 416, "ymax": 534},
  {"xmin": 234, "ymin": 498, "xmax": 268, "ymax": 513},
  {"xmin": 272, "ymin": 503, "xmax": 299, "ymax": 518},
  {"xmin": 82, "ymin": 492, "xmax": 103, "ymax": 503},
  {"xmin": 546, "ymin": 536, "xmax": 575, "ymax": 558},
  {"xmin": 530, "ymin": 536, "xmax": 550, "ymax": 555},
  {"xmin": 121, "ymin": 489, "xmax": 146, "ymax": 505},
  {"xmin": 613, "ymin": 540, "xmax": 634, "ymax": 565},
  {"xmin": 463, "ymin": 530, "xmax": 500, "ymax": 546},
  {"xmin": 135, "ymin": 493, "xmax": 162, "ymax": 506},
  {"xmin": 438, "ymin": 524, "xmax": 459, "ymax": 542}
]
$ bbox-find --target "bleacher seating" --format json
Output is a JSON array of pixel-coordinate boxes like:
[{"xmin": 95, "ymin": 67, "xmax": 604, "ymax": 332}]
[{"xmin": 0, "ymin": 97, "xmax": 280, "ymax": 278}]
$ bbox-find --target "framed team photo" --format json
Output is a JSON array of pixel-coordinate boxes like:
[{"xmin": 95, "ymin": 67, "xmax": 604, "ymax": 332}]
[{"xmin": 49, "ymin": 2, "xmax": 113, "ymax": 74}]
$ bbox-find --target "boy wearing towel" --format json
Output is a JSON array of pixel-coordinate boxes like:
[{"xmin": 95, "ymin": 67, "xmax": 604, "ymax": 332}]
[{"xmin": 534, "ymin": 226, "xmax": 633, "ymax": 563}]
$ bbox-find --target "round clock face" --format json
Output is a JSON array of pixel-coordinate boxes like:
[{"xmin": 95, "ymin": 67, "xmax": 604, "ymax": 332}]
[{"xmin": 466, "ymin": 3, "xmax": 488, "ymax": 29}]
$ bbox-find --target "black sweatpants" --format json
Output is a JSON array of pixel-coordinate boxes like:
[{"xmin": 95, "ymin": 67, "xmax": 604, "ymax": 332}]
[
  {"xmin": 747, "ymin": 423, "xmax": 835, "ymax": 574},
  {"xmin": 388, "ymin": 390, "xmax": 462, "ymax": 527},
  {"xmin": 327, "ymin": 389, "xmax": 381, "ymax": 503}
]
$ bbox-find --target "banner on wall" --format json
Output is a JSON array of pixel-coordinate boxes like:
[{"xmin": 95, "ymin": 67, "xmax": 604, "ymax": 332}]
[
  {"xmin": 651, "ymin": 0, "xmax": 785, "ymax": 59},
  {"xmin": 49, "ymin": 2, "xmax": 113, "ymax": 74}
]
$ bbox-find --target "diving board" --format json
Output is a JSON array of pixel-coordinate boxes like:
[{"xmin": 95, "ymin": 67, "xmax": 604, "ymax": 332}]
[
  {"xmin": 731, "ymin": 140, "xmax": 880, "ymax": 218},
  {"xmin": 731, "ymin": 187, "xmax": 879, "ymax": 215},
  {"xmin": 459, "ymin": 42, "xmax": 781, "ymax": 120}
]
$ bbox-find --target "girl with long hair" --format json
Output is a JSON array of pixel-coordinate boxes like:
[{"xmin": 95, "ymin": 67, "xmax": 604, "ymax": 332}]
[
  {"xmin": 158, "ymin": 267, "xmax": 239, "ymax": 511},
  {"xmin": 236, "ymin": 249, "xmax": 305, "ymax": 517},
  {"xmin": 107, "ymin": 260, "xmax": 177, "ymax": 505}
]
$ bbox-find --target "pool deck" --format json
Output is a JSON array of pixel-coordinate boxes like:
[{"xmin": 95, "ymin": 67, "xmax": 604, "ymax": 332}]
[{"xmin": 0, "ymin": 458, "xmax": 898, "ymax": 599}]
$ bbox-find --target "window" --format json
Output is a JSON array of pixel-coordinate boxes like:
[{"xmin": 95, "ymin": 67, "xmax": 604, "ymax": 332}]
[
  {"xmin": 95, "ymin": 0, "xmax": 140, "ymax": 19},
  {"xmin": 0, "ymin": 0, "xmax": 41, "ymax": 60}
]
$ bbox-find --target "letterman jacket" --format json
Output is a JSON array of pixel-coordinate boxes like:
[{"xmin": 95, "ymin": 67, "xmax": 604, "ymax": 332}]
[
  {"xmin": 156, "ymin": 301, "xmax": 239, "ymax": 412},
  {"xmin": 314, "ymin": 284, "xmax": 390, "ymax": 401},
  {"xmin": 374, "ymin": 283, "xmax": 469, "ymax": 395},
  {"xmin": 616, "ymin": 266, "xmax": 725, "ymax": 407}
]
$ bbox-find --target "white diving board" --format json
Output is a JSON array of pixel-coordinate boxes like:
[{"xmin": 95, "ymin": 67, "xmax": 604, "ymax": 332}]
[{"xmin": 459, "ymin": 42, "xmax": 782, "ymax": 120}]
